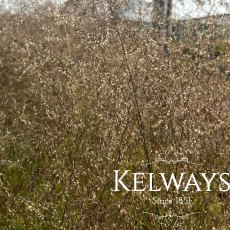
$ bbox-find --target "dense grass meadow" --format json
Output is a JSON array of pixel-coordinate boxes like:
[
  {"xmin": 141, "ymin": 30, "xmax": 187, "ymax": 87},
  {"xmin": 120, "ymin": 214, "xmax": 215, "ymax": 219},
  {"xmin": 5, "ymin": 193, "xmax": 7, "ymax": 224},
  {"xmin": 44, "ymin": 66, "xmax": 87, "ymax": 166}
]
[{"xmin": 0, "ymin": 1, "xmax": 230, "ymax": 229}]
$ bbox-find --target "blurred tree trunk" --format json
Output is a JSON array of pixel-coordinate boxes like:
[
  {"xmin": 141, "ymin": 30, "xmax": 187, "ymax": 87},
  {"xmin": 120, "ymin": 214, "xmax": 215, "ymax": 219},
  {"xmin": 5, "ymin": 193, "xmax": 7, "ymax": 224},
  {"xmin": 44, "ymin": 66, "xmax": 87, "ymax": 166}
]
[
  {"xmin": 153, "ymin": 0, "xmax": 172, "ymax": 37},
  {"xmin": 166, "ymin": 0, "xmax": 172, "ymax": 37},
  {"xmin": 154, "ymin": 0, "xmax": 165, "ymax": 29}
]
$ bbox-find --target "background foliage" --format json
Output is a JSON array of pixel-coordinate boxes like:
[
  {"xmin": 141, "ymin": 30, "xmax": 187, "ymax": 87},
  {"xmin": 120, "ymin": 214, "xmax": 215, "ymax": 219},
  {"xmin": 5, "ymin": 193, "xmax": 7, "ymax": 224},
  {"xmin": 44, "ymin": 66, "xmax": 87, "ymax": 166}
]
[{"xmin": 0, "ymin": 0, "xmax": 230, "ymax": 229}]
